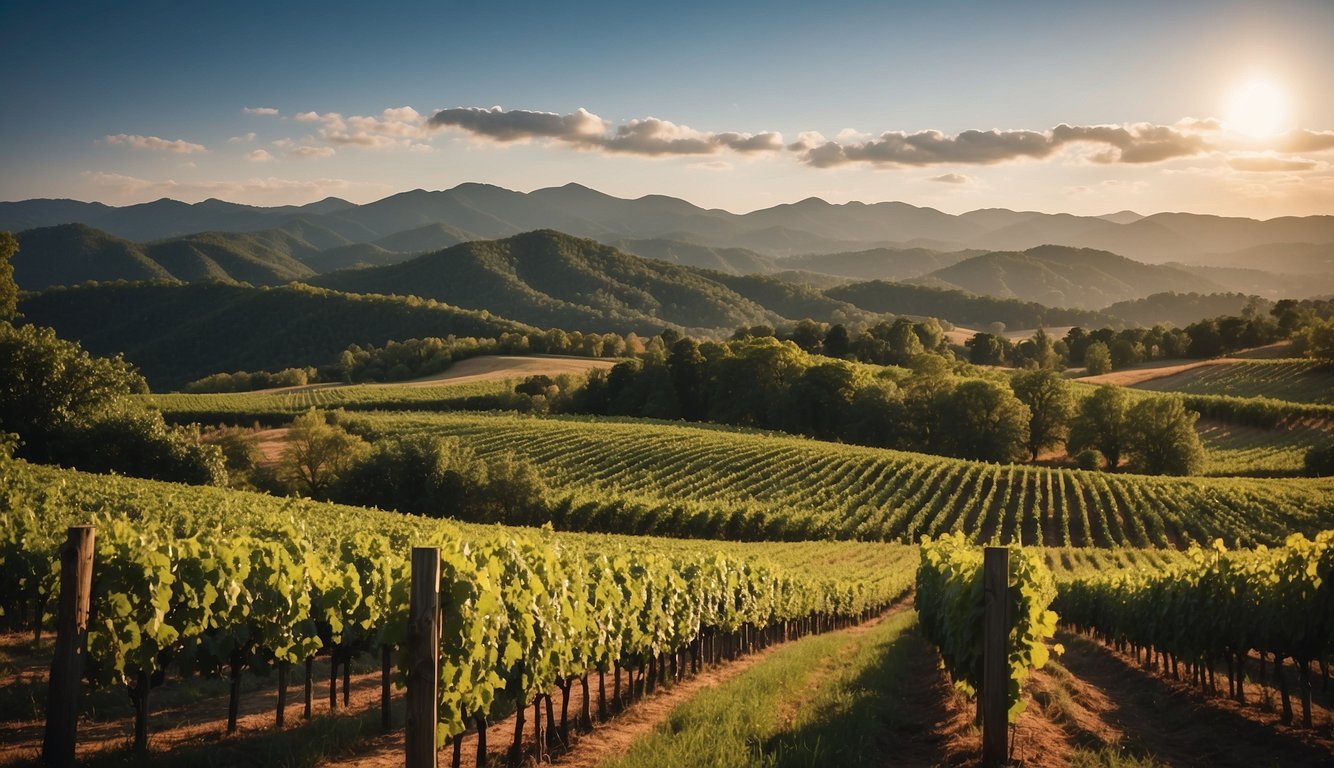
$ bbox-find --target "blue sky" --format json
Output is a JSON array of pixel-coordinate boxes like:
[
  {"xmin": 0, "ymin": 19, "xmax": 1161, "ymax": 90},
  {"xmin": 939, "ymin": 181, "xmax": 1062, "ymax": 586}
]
[{"xmin": 3, "ymin": 0, "xmax": 1332, "ymax": 216}]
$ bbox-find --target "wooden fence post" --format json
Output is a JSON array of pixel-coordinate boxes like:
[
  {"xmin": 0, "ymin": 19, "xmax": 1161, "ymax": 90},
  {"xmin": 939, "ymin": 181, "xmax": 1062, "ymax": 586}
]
[
  {"xmin": 983, "ymin": 546, "xmax": 1009, "ymax": 767},
  {"xmin": 406, "ymin": 547, "xmax": 441, "ymax": 768},
  {"xmin": 42, "ymin": 525, "xmax": 96, "ymax": 768}
]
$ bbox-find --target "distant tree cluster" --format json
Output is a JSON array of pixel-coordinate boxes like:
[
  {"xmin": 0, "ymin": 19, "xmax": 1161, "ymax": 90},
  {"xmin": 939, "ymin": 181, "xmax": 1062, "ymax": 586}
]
[
  {"xmin": 241, "ymin": 409, "xmax": 549, "ymax": 524},
  {"xmin": 183, "ymin": 329, "xmax": 648, "ymax": 392},
  {"xmin": 1063, "ymin": 299, "xmax": 1334, "ymax": 372}
]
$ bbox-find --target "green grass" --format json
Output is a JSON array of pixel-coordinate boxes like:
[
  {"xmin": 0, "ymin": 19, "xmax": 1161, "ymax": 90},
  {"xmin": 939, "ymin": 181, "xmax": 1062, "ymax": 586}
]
[
  {"xmin": 601, "ymin": 609, "xmax": 926, "ymax": 768},
  {"xmin": 1134, "ymin": 360, "xmax": 1334, "ymax": 405}
]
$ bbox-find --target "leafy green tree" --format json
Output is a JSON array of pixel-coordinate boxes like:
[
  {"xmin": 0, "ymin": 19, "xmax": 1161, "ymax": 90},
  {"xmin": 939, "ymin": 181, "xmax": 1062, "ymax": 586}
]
[
  {"xmin": 846, "ymin": 379, "xmax": 904, "ymax": 448},
  {"xmin": 667, "ymin": 337, "xmax": 708, "ymax": 420},
  {"xmin": 886, "ymin": 318, "xmax": 924, "ymax": 364},
  {"xmin": 54, "ymin": 407, "xmax": 226, "ymax": 485},
  {"xmin": 822, "ymin": 324, "xmax": 851, "ymax": 358},
  {"xmin": 1068, "ymin": 385, "xmax": 1128, "ymax": 470},
  {"xmin": 1124, "ymin": 396, "xmax": 1204, "ymax": 476},
  {"xmin": 786, "ymin": 361, "xmax": 864, "ymax": 440},
  {"xmin": 1011, "ymin": 369, "xmax": 1073, "ymax": 460},
  {"xmin": 0, "ymin": 232, "xmax": 16, "ymax": 320},
  {"xmin": 1083, "ymin": 341, "xmax": 1112, "ymax": 375},
  {"xmin": 0, "ymin": 322, "xmax": 145, "ymax": 459},
  {"xmin": 967, "ymin": 332, "xmax": 1008, "ymax": 366},
  {"xmin": 1293, "ymin": 316, "xmax": 1334, "ymax": 361},
  {"xmin": 788, "ymin": 319, "xmax": 825, "ymax": 354},
  {"xmin": 913, "ymin": 318, "xmax": 945, "ymax": 352},
  {"xmin": 279, "ymin": 409, "xmax": 370, "ymax": 498},
  {"xmin": 931, "ymin": 379, "xmax": 1031, "ymax": 463}
]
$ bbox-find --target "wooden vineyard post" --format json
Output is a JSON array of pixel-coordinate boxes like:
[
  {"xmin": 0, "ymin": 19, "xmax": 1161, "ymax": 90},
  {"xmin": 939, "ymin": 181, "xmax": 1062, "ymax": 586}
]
[
  {"xmin": 406, "ymin": 547, "xmax": 441, "ymax": 768},
  {"xmin": 982, "ymin": 546, "xmax": 1010, "ymax": 768},
  {"xmin": 42, "ymin": 525, "xmax": 96, "ymax": 768}
]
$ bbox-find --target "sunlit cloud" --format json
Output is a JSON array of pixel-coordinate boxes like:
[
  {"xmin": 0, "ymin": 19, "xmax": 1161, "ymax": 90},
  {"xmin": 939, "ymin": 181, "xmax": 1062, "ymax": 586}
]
[
  {"xmin": 1228, "ymin": 155, "xmax": 1319, "ymax": 173},
  {"xmin": 289, "ymin": 146, "xmax": 336, "ymax": 159},
  {"xmin": 791, "ymin": 121, "xmax": 1219, "ymax": 168},
  {"xmin": 246, "ymin": 149, "xmax": 274, "ymax": 162},
  {"xmin": 427, "ymin": 106, "xmax": 782, "ymax": 157},
  {"xmin": 243, "ymin": 107, "xmax": 280, "ymax": 116},
  {"xmin": 927, "ymin": 173, "xmax": 972, "ymax": 184},
  {"xmin": 104, "ymin": 134, "xmax": 207, "ymax": 154},
  {"xmin": 227, "ymin": 132, "xmax": 257, "ymax": 144}
]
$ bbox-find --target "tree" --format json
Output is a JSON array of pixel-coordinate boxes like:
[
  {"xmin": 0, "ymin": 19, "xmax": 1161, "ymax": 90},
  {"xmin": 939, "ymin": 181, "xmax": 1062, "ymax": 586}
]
[
  {"xmin": 789, "ymin": 319, "xmax": 825, "ymax": 354},
  {"xmin": 1083, "ymin": 341, "xmax": 1112, "ymax": 375},
  {"xmin": 667, "ymin": 337, "xmax": 708, "ymax": 420},
  {"xmin": 1124, "ymin": 396, "xmax": 1204, "ymax": 476},
  {"xmin": 1293, "ymin": 316, "xmax": 1334, "ymax": 361},
  {"xmin": 0, "ymin": 232, "xmax": 16, "ymax": 320},
  {"xmin": 886, "ymin": 318, "xmax": 924, "ymax": 364},
  {"xmin": 967, "ymin": 333, "xmax": 1008, "ymax": 366},
  {"xmin": 279, "ymin": 409, "xmax": 370, "ymax": 498},
  {"xmin": 1068, "ymin": 385, "xmax": 1128, "ymax": 470},
  {"xmin": 823, "ymin": 324, "xmax": 851, "ymax": 358},
  {"xmin": 932, "ymin": 379, "xmax": 1031, "ymax": 463},
  {"xmin": 1011, "ymin": 369, "xmax": 1073, "ymax": 460},
  {"xmin": 786, "ymin": 361, "xmax": 864, "ymax": 440},
  {"xmin": 0, "ymin": 322, "xmax": 147, "ymax": 457},
  {"xmin": 1305, "ymin": 443, "xmax": 1334, "ymax": 477}
]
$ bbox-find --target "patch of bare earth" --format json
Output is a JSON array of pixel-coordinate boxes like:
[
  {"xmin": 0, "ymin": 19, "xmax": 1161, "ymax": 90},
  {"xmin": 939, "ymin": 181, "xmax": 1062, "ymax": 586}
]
[
  {"xmin": 1048, "ymin": 632, "xmax": 1334, "ymax": 767},
  {"xmin": 1078, "ymin": 358, "xmax": 1238, "ymax": 387}
]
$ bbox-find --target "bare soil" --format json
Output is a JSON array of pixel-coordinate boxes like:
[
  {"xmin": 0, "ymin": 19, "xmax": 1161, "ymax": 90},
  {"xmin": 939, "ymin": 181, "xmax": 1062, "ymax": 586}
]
[
  {"xmin": 247, "ymin": 355, "xmax": 618, "ymax": 396},
  {"xmin": 1047, "ymin": 632, "xmax": 1334, "ymax": 767}
]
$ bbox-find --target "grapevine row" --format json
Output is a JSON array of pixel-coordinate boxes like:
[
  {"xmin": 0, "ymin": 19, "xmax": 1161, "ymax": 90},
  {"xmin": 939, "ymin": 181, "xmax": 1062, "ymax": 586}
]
[{"xmin": 1054, "ymin": 531, "xmax": 1334, "ymax": 728}]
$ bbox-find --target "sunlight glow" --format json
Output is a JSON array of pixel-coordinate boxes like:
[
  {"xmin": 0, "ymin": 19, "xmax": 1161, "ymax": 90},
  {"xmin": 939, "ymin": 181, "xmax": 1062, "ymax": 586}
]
[{"xmin": 1225, "ymin": 77, "xmax": 1289, "ymax": 138}]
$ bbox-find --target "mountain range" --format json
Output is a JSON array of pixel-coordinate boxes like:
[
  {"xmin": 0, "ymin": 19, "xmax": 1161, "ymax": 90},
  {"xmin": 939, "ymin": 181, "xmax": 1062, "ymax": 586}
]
[{"xmin": 4, "ymin": 182, "xmax": 1332, "ymax": 268}]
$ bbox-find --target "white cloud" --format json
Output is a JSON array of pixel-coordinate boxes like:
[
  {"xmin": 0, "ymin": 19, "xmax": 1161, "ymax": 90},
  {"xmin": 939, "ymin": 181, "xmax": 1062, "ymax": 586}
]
[
  {"xmin": 289, "ymin": 146, "xmax": 336, "ymax": 159},
  {"xmin": 243, "ymin": 107, "xmax": 280, "ymax": 116},
  {"xmin": 927, "ymin": 173, "xmax": 972, "ymax": 184},
  {"xmin": 227, "ymin": 132, "xmax": 257, "ymax": 144},
  {"xmin": 104, "ymin": 134, "xmax": 207, "ymax": 154},
  {"xmin": 246, "ymin": 149, "xmax": 275, "ymax": 162}
]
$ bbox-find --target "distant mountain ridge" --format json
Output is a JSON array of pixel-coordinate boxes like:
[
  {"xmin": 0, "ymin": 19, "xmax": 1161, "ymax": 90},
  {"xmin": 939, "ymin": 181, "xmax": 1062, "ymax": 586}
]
[{"xmin": 5, "ymin": 183, "xmax": 1332, "ymax": 268}]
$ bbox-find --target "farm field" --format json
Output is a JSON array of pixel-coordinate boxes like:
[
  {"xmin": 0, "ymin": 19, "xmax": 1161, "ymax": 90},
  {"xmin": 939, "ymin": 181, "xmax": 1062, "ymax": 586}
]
[
  {"xmin": 1132, "ymin": 359, "xmax": 1334, "ymax": 404},
  {"xmin": 149, "ymin": 379, "xmax": 518, "ymax": 423},
  {"xmin": 1197, "ymin": 417, "xmax": 1333, "ymax": 476},
  {"xmin": 355, "ymin": 410, "xmax": 1334, "ymax": 548}
]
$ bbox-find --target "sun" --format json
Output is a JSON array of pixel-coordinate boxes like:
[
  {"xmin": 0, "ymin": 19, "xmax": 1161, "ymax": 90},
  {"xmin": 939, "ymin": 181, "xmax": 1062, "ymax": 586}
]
[{"xmin": 1225, "ymin": 77, "xmax": 1289, "ymax": 138}]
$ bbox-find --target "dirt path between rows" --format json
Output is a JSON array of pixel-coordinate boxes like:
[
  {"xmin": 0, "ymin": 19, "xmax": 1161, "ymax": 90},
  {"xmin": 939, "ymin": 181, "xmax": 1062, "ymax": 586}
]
[
  {"xmin": 335, "ymin": 606, "xmax": 917, "ymax": 768},
  {"xmin": 1049, "ymin": 633, "xmax": 1334, "ymax": 767}
]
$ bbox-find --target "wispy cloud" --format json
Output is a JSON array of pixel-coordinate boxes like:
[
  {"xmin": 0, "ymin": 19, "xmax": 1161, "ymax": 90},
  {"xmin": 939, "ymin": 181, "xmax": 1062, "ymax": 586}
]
[
  {"xmin": 1228, "ymin": 155, "xmax": 1319, "ymax": 172},
  {"xmin": 228, "ymin": 132, "xmax": 257, "ymax": 144},
  {"xmin": 246, "ymin": 149, "xmax": 274, "ymax": 162},
  {"xmin": 243, "ymin": 107, "xmax": 280, "ymax": 116},
  {"xmin": 927, "ymin": 173, "xmax": 972, "ymax": 184},
  {"xmin": 104, "ymin": 134, "xmax": 207, "ymax": 154},
  {"xmin": 289, "ymin": 145, "xmax": 336, "ymax": 159}
]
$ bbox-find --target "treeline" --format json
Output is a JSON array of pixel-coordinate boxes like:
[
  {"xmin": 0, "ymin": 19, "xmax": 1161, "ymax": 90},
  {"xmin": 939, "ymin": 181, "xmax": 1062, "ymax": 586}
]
[
  {"xmin": 184, "ymin": 329, "xmax": 648, "ymax": 392},
  {"xmin": 1067, "ymin": 298, "xmax": 1334, "ymax": 373},
  {"xmin": 826, "ymin": 279, "xmax": 1118, "ymax": 330},
  {"xmin": 517, "ymin": 335, "xmax": 1206, "ymax": 474}
]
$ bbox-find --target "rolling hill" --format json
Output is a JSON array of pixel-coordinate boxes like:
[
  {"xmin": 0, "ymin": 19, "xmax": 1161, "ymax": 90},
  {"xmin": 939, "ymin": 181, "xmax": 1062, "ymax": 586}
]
[
  {"xmin": 775, "ymin": 246, "xmax": 981, "ymax": 281},
  {"xmin": 18, "ymin": 281, "xmax": 534, "ymax": 389},
  {"xmin": 828, "ymin": 279, "xmax": 1118, "ymax": 330},
  {"xmin": 919, "ymin": 245, "xmax": 1222, "ymax": 309},
  {"xmin": 311, "ymin": 229, "xmax": 785, "ymax": 333}
]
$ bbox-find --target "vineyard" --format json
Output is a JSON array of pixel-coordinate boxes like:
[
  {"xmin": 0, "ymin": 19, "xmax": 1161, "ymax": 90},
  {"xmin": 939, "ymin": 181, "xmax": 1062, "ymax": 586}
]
[
  {"xmin": 1197, "ymin": 417, "xmax": 1333, "ymax": 476},
  {"xmin": 1055, "ymin": 532, "xmax": 1334, "ymax": 730},
  {"xmin": 148, "ymin": 379, "xmax": 518, "ymax": 424},
  {"xmin": 354, "ymin": 411, "xmax": 1334, "ymax": 548},
  {"xmin": 1133, "ymin": 359, "xmax": 1334, "ymax": 405},
  {"xmin": 0, "ymin": 457, "xmax": 916, "ymax": 762}
]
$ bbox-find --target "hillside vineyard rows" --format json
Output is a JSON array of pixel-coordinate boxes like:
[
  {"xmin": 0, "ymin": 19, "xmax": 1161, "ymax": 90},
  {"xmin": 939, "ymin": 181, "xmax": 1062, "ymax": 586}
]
[
  {"xmin": 0, "ymin": 458, "xmax": 917, "ymax": 750},
  {"xmin": 356, "ymin": 411, "xmax": 1334, "ymax": 547}
]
